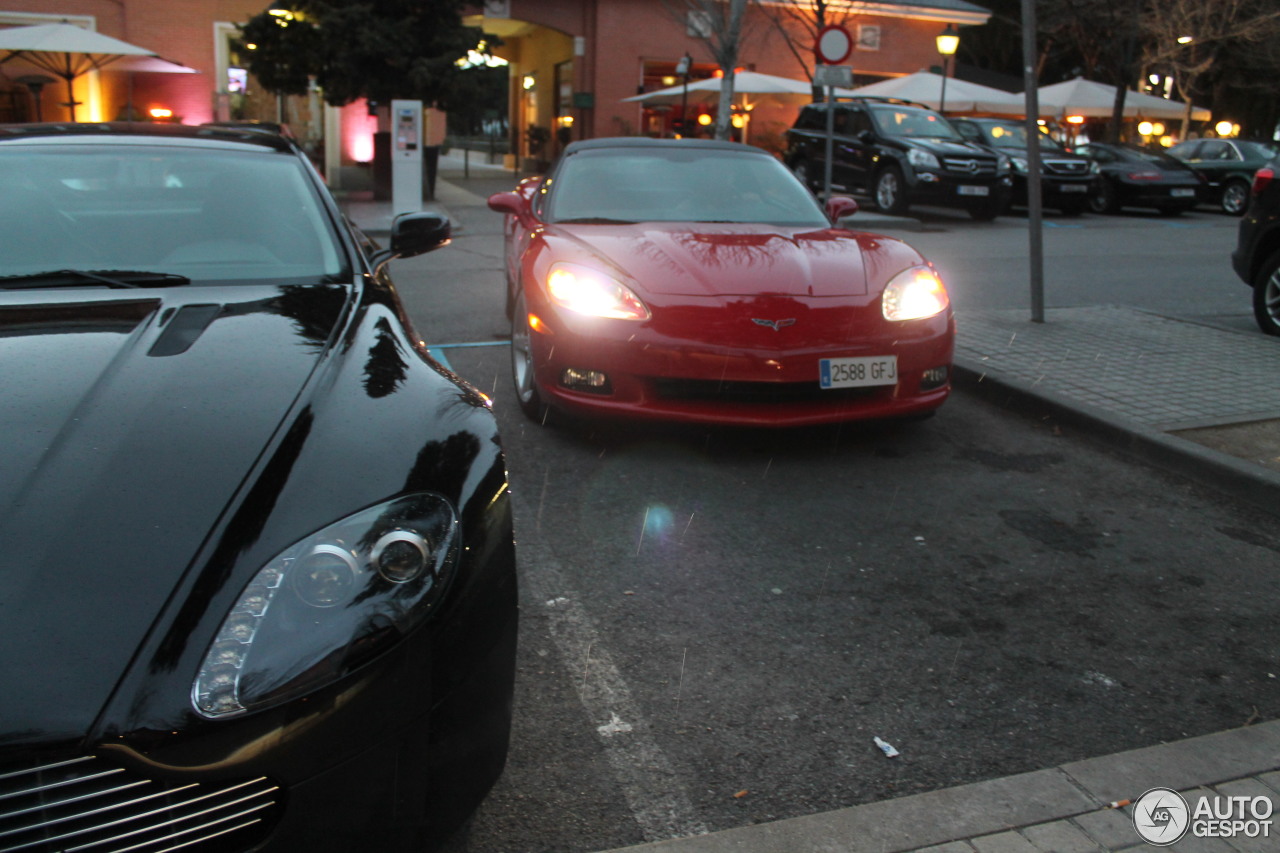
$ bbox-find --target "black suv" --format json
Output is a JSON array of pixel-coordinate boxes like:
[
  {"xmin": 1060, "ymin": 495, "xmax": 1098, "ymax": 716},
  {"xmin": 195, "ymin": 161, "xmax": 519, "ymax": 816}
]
[
  {"xmin": 950, "ymin": 117, "xmax": 1096, "ymax": 216},
  {"xmin": 1230, "ymin": 158, "xmax": 1280, "ymax": 335},
  {"xmin": 784, "ymin": 97, "xmax": 1012, "ymax": 220}
]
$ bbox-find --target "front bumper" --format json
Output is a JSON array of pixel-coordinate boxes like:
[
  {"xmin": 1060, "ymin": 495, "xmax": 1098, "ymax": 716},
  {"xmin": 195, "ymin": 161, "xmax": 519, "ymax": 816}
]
[{"xmin": 529, "ymin": 307, "xmax": 955, "ymax": 427}]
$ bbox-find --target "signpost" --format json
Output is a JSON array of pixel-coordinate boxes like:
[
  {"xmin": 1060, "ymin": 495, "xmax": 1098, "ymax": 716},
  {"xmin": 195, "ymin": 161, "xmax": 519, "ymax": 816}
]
[{"xmin": 815, "ymin": 26, "xmax": 853, "ymax": 202}]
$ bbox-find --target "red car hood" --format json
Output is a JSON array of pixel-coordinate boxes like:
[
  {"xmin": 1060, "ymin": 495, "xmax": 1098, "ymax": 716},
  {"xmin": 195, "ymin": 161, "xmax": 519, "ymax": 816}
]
[{"xmin": 550, "ymin": 222, "xmax": 887, "ymax": 298}]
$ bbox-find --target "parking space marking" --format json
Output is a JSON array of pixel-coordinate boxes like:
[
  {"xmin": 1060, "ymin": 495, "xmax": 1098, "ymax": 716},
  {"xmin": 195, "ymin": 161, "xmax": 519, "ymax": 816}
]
[
  {"xmin": 426, "ymin": 340, "xmax": 509, "ymax": 372},
  {"xmin": 515, "ymin": 480, "xmax": 708, "ymax": 843}
]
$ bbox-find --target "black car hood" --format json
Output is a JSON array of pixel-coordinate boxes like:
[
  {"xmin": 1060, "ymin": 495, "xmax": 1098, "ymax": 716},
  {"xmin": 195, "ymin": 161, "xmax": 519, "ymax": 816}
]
[
  {"xmin": 0, "ymin": 283, "xmax": 350, "ymax": 747},
  {"xmin": 899, "ymin": 138, "xmax": 997, "ymax": 160}
]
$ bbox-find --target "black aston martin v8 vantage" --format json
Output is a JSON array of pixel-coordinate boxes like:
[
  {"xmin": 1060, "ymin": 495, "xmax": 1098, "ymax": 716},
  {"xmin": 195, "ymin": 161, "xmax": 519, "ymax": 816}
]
[{"xmin": 0, "ymin": 123, "xmax": 517, "ymax": 852}]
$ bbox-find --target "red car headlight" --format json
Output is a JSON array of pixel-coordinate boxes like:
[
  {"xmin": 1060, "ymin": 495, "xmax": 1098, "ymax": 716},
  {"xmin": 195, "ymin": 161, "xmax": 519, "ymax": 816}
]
[
  {"xmin": 546, "ymin": 262, "xmax": 650, "ymax": 320},
  {"xmin": 882, "ymin": 266, "xmax": 949, "ymax": 322}
]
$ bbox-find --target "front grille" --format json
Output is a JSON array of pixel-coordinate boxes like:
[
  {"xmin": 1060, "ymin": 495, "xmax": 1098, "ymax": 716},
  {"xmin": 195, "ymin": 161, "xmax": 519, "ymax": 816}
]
[
  {"xmin": 0, "ymin": 755, "xmax": 279, "ymax": 853},
  {"xmin": 1043, "ymin": 159, "xmax": 1090, "ymax": 176},
  {"xmin": 653, "ymin": 377, "xmax": 880, "ymax": 405},
  {"xmin": 941, "ymin": 157, "xmax": 996, "ymax": 176}
]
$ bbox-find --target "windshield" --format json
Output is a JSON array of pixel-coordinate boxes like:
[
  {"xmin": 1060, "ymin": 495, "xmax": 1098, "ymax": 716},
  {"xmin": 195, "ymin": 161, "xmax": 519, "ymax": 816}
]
[
  {"xmin": 974, "ymin": 122, "xmax": 1066, "ymax": 152},
  {"xmin": 545, "ymin": 147, "xmax": 828, "ymax": 227},
  {"xmin": 0, "ymin": 142, "xmax": 349, "ymax": 284},
  {"xmin": 869, "ymin": 105, "xmax": 963, "ymax": 141}
]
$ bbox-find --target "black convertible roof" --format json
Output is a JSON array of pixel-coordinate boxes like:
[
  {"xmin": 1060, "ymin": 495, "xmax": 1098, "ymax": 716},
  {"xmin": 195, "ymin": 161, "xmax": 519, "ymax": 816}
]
[
  {"xmin": 0, "ymin": 121, "xmax": 295, "ymax": 152},
  {"xmin": 562, "ymin": 137, "xmax": 770, "ymax": 157}
]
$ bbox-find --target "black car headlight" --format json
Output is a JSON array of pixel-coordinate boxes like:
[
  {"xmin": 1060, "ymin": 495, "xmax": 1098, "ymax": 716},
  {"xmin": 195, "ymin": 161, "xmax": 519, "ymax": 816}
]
[{"xmin": 193, "ymin": 493, "xmax": 459, "ymax": 719}]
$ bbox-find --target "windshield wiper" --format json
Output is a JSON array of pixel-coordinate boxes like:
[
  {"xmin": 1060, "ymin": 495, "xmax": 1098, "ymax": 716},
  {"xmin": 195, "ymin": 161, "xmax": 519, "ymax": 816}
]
[{"xmin": 0, "ymin": 270, "xmax": 192, "ymax": 290}]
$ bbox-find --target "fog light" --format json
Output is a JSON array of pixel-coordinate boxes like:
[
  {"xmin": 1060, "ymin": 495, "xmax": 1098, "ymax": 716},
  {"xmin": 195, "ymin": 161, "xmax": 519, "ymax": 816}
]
[
  {"xmin": 561, "ymin": 368, "xmax": 612, "ymax": 394},
  {"xmin": 920, "ymin": 366, "xmax": 949, "ymax": 390}
]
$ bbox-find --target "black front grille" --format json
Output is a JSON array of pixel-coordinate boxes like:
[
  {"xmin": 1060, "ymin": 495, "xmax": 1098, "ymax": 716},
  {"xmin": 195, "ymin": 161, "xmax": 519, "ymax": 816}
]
[
  {"xmin": 1043, "ymin": 159, "xmax": 1090, "ymax": 176},
  {"xmin": 0, "ymin": 755, "xmax": 279, "ymax": 853},
  {"xmin": 653, "ymin": 377, "xmax": 879, "ymax": 405},
  {"xmin": 941, "ymin": 158, "xmax": 997, "ymax": 176}
]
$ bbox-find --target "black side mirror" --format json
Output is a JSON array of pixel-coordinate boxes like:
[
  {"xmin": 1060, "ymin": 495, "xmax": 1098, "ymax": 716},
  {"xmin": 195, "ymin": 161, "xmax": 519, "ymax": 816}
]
[
  {"xmin": 370, "ymin": 212, "xmax": 451, "ymax": 273},
  {"xmin": 857, "ymin": 129, "xmax": 875, "ymax": 145}
]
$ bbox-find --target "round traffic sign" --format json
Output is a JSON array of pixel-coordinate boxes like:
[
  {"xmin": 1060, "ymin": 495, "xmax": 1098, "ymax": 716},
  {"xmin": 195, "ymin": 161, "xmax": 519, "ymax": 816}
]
[{"xmin": 816, "ymin": 25, "xmax": 852, "ymax": 65}]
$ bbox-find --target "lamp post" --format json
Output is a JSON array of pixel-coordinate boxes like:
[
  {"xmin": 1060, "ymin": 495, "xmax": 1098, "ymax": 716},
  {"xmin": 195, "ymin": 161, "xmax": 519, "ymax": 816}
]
[
  {"xmin": 675, "ymin": 53, "xmax": 692, "ymax": 137},
  {"xmin": 936, "ymin": 24, "xmax": 959, "ymax": 114}
]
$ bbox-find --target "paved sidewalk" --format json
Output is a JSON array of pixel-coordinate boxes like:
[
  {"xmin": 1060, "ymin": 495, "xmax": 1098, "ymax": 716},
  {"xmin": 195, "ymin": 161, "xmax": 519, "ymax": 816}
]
[{"xmin": 341, "ymin": 159, "xmax": 1280, "ymax": 853}]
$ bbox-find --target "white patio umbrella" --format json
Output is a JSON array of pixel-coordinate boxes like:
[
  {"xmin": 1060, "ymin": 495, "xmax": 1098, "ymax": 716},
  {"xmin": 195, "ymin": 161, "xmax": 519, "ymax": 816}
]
[
  {"xmin": 848, "ymin": 71, "xmax": 1023, "ymax": 114},
  {"xmin": 0, "ymin": 22, "xmax": 160, "ymax": 120},
  {"xmin": 1034, "ymin": 77, "xmax": 1210, "ymax": 121},
  {"xmin": 623, "ymin": 70, "xmax": 841, "ymax": 107}
]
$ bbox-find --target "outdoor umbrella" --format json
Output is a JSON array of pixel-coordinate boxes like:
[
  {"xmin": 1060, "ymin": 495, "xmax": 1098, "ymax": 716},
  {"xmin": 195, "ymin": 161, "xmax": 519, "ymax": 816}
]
[
  {"xmin": 847, "ymin": 71, "xmax": 1023, "ymax": 115},
  {"xmin": 0, "ymin": 22, "xmax": 160, "ymax": 120},
  {"xmin": 623, "ymin": 70, "xmax": 841, "ymax": 107},
  {"xmin": 1034, "ymin": 77, "xmax": 1210, "ymax": 121}
]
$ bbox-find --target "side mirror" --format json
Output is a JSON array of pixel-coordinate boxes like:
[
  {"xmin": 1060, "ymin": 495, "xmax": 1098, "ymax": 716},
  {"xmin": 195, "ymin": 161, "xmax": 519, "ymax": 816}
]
[
  {"xmin": 857, "ymin": 129, "xmax": 875, "ymax": 145},
  {"xmin": 370, "ymin": 212, "xmax": 450, "ymax": 273},
  {"xmin": 488, "ymin": 190, "xmax": 530, "ymax": 216},
  {"xmin": 825, "ymin": 196, "xmax": 859, "ymax": 224}
]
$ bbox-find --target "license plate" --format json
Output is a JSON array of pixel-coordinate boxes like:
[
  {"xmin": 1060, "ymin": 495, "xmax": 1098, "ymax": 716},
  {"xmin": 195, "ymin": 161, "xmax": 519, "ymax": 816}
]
[
  {"xmin": 957, "ymin": 185, "xmax": 989, "ymax": 197},
  {"xmin": 820, "ymin": 356, "xmax": 898, "ymax": 389},
  {"xmin": 1171, "ymin": 188, "xmax": 1195, "ymax": 198},
  {"xmin": 1061, "ymin": 184, "xmax": 1089, "ymax": 193}
]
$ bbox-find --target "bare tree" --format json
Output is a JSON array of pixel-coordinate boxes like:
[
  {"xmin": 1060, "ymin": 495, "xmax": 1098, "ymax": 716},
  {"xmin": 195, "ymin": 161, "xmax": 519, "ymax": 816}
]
[
  {"xmin": 1140, "ymin": 0, "xmax": 1280, "ymax": 132},
  {"xmin": 663, "ymin": 0, "xmax": 752, "ymax": 140},
  {"xmin": 756, "ymin": 0, "xmax": 858, "ymax": 99}
]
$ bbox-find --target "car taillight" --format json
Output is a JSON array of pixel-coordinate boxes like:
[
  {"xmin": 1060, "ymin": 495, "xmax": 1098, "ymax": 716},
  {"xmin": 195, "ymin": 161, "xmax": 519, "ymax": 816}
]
[{"xmin": 1252, "ymin": 166, "xmax": 1275, "ymax": 196}]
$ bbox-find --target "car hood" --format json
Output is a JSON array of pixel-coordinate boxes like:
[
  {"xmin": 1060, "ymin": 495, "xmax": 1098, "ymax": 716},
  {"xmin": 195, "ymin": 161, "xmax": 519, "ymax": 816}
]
[
  {"xmin": 549, "ymin": 222, "xmax": 878, "ymax": 298},
  {"xmin": 901, "ymin": 138, "xmax": 997, "ymax": 160},
  {"xmin": 0, "ymin": 283, "xmax": 349, "ymax": 746}
]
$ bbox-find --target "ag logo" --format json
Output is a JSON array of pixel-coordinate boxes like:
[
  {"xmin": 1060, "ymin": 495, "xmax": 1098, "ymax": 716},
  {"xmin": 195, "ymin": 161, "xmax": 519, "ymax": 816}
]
[{"xmin": 1133, "ymin": 788, "xmax": 1190, "ymax": 845}]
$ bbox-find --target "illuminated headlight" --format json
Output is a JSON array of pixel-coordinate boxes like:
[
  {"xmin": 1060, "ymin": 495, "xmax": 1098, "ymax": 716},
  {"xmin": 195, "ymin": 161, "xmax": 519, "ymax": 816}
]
[
  {"xmin": 193, "ymin": 493, "xmax": 459, "ymax": 719},
  {"xmin": 907, "ymin": 148, "xmax": 941, "ymax": 171},
  {"xmin": 882, "ymin": 266, "xmax": 949, "ymax": 322},
  {"xmin": 547, "ymin": 262, "xmax": 649, "ymax": 320}
]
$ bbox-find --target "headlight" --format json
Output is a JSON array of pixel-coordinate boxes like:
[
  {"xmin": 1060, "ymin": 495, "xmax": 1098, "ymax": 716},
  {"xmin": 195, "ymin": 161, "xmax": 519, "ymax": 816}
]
[
  {"xmin": 1088, "ymin": 161, "xmax": 1101, "ymax": 175},
  {"xmin": 1010, "ymin": 156, "xmax": 1028, "ymax": 174},
  {"xmin": 882, "ymin": 266, "xmax": 949, "ymax": 322},
  {"xmin": 547, "ymin": 262, "xmax": 649, "ymax": 320},
  {"xmin": 193, "ymin": 493, "xmax": 459, "ymax": 719},
  {"xmin": 906, "ymin": 148, "xmax": 941, "ymax": 171}
]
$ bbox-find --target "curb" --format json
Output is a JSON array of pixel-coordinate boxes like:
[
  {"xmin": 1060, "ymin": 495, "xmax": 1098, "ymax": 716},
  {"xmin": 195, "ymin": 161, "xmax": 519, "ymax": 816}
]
[{"xmin": 950, "ymin": 357, "xmax": 1280, "ymax": 520}]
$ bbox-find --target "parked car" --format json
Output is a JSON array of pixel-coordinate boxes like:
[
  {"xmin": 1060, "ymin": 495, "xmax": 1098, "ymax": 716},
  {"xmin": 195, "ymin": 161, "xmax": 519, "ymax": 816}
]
[
  {"xmin": 784, "ymin": 97, "xmax": 1012, "ymax": 220},
  {"xmin": 950, "ymin": 117, "xmax": 1096, "ymax": 215},
  {"xmin": 488, "ymin": 137, "xmax": 954, "ymax": 427},
  {"xmin": 0, "ymin": 122, "xmax": 517, "ymax": 852},
  {"xmin": 1230, "ymin": 158, "xmax": 1280, "ymax": 335},
  {"xmin": 1167, "ymin": 138, "xmax": 1280, "ymax": 215},
  {"xmin": 1073, "ymin": 141, "xmax": 1205, "ymax": 215}
]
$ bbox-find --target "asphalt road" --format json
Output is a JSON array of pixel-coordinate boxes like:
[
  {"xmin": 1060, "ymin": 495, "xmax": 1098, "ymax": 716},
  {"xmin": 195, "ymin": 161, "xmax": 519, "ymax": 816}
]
[{"xmin": 385, "ymin": 179, "xmax": 1279, "ymax": 852}]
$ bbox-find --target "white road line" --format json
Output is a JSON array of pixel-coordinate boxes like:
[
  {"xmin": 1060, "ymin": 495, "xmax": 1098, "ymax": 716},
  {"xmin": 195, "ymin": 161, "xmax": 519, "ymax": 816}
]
[{"xmin": 516, "ymin": 486, "xmax": 708, "ymax": 843}]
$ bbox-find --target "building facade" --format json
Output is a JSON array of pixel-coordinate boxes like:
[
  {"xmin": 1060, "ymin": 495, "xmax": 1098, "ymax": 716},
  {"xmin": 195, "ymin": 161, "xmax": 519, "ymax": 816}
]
[{"xmin": 2, "ymin": 0, "xmax": 990, "ymax": 181}]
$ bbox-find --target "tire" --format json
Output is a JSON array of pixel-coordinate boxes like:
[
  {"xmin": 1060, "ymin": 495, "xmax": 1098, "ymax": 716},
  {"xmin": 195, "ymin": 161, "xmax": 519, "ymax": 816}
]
[
  {"xmin": 1221, "ymin": 179, "xmax": 1250, "ymax": 216},
  {"xmin": 1088, "ymin": 181, "xmax": 1119, "ymax": 214},
  {"xmin": 1252, "ymin": 250, "xmax": 1280, "ymax": 336},
  {"xmin": 510, "ymin": 290, "xmax": 551, "ymax": 421},
  {"xmin": 873, "ymin": 166, "xmax": 909, "ymax": 216}
]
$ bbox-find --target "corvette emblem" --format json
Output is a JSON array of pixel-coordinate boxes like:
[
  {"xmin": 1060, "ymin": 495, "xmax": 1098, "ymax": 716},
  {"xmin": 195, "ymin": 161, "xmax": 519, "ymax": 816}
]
[{"xmin": 752, "ymin": 318, "xmax": 797, "ymax": 331}]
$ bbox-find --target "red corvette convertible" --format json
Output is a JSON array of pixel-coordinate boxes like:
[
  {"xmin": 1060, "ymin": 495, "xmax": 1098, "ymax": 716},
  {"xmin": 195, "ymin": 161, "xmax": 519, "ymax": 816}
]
[{"xmin": 487, "ymin": 137, "xmax": 954, "ymax": 427}]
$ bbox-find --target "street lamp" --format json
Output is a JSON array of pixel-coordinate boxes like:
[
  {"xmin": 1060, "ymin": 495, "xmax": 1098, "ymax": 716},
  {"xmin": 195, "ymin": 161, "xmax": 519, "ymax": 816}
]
[
  {"xmin": 936, "ymin": 24, "xmax": 959, "ymax": 114},
  {"xmin": 675, "ymin": 53, "xmax": 692, "ymax": 137}
]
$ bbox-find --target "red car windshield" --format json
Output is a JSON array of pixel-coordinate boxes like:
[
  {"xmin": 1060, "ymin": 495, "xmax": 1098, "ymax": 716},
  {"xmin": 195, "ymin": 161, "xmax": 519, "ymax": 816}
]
[{"xmin": 546, "ymin": 148, "xmax": 829, "ymax": 227}]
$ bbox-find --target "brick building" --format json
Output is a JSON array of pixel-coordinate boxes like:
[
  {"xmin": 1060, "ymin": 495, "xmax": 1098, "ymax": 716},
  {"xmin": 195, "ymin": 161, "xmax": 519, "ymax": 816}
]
[{"xmin": 2, "ymin": 0, "xmax": 990, "ymax": 181}]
